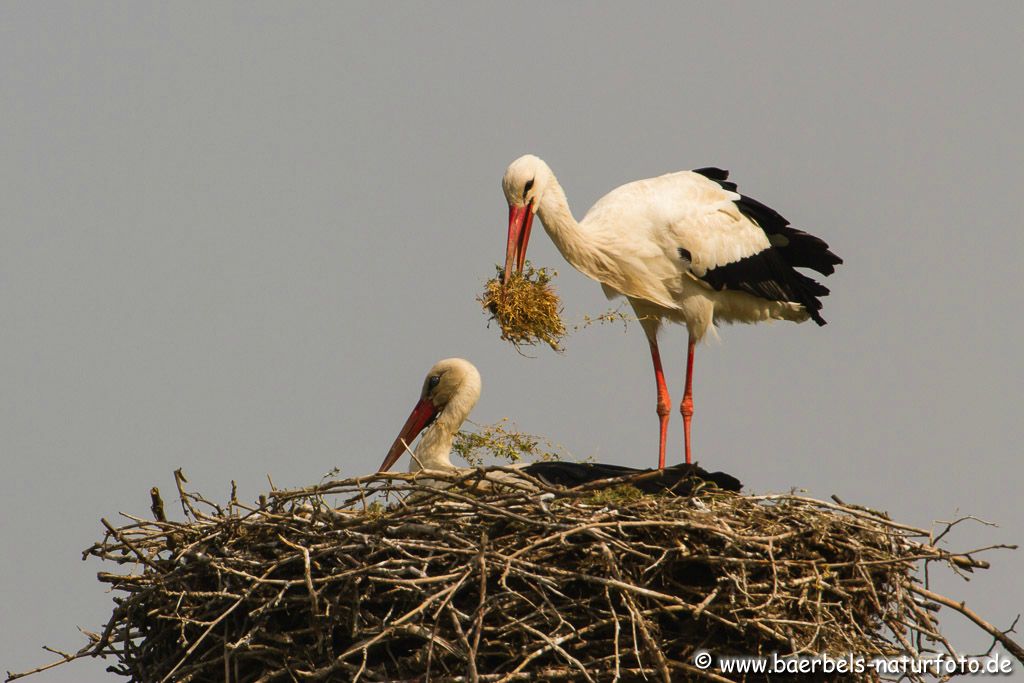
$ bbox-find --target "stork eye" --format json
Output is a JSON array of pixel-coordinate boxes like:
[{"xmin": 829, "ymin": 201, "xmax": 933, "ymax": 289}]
[
  {"xmin": 427, "ymin": 375, "xmax": 441, "ymax": 391},
  {"xmin": 523, "ymin": 178, "xmax": 534, "ymax": 197}
]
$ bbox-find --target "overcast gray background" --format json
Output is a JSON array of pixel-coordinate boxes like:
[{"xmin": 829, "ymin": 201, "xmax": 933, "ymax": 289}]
[{"xmin": 3, "ymin": 2, "xmax": 1022, "ymax": 679}]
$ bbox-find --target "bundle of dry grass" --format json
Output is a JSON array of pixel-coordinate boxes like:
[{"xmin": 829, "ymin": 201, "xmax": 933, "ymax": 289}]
[
  {"xmin": 9, "ymin": 469, "xmax": 1021, "ymax": 683},
  {"xmin": 480, "ymin": 263, "xmax": 565, "ymax": 351}
]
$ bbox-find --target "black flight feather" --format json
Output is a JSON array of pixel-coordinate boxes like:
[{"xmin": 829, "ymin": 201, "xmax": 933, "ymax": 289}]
[
  {"xmin": 690, "ymin": 167, "xmax": 842, "ymax": 325},
  {"xmin": 521, "ymin": 461, "xmax": 741, "ymax": 495}
]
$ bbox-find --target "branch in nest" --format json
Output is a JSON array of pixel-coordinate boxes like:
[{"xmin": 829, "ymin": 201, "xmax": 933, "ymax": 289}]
[{"xmin": 8, "ymin": 471, "xmax": 1021, "ymax": 683}]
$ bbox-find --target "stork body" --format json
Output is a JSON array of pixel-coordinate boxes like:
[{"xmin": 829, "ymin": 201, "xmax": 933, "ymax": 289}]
[
  {"xmin": 379, "ymin": 359, "xmax": 741, "ymax": 494},
  {"xmin": 502, "ymin": 156, "xmax": 842, "ymax": 468}
]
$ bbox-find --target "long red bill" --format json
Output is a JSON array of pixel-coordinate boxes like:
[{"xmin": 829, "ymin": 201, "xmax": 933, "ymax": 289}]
[
  {"xmin": 503, "ymin": 204, "xmax": 534, "ymax": 284},
  {"xmin": 378, "ymin": 398, "xmax": 438, "ymax": 472}
]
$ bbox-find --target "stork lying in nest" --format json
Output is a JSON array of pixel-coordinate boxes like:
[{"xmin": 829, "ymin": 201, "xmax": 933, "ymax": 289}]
[{"xmin": 377, "ymin": 357, "xmax": 742, "ymax": 495}]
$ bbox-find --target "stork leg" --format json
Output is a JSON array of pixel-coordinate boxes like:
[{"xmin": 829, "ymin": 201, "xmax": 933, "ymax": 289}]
[
  {"xmin": 680, "ymin": 335, "xmax": 696, "ymax": 465},
  {"xmin": 647, "ymin": 337, "xmax": 671, "ymax": 469}
]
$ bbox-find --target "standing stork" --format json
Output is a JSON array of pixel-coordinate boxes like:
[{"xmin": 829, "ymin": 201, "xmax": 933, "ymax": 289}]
[
  {"xmin": 378, "ymin": 358, "xmax": 740, "ymax": 494},
  {"xmin": 502, "ymin": 155, "xmax": 842, "ymax": 468}
]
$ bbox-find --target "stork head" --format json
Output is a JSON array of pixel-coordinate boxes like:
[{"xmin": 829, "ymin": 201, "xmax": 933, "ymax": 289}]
[
  {"xmin": 378, "ymin": 358, "xmax": 482, "ymax": 473},
  {"xmin": 502, "ymin": 154, "xmax": 553, "ymax": 284}
]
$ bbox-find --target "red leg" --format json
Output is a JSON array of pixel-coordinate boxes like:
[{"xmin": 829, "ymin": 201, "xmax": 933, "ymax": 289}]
[
  {"xmin": 680, "ymin": 335, "xmax": 696, "ymax": 464},
  {"xmin": 648, "ymin": 337, "xmax": 671, "ymax": 469}
]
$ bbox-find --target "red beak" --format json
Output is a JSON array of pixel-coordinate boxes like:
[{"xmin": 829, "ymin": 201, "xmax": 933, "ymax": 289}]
[
  {"xmin": 378, "ymin": 398, "xmax": 438, "ymax": 472},
  {"xmin": 503, "ymin": 204, "xmax": 534, "ymax": 284}
]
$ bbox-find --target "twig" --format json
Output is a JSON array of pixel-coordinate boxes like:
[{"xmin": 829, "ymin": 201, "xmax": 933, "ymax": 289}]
[{"xmin": 907, "ymin": 584, "xmax": 1024, "ymax": 663}]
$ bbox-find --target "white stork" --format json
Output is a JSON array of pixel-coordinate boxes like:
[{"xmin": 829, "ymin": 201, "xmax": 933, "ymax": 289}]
[
  {"xmin": 501, "ymin": 155, "xmax": 842, "ymax": 468},
  {"xmin": 377, "ymin": 358, "xmax": 741, "ymax": 494}
]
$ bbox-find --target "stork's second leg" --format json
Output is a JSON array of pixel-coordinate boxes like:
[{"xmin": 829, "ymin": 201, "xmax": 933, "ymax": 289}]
[
  {"xmin": 647, "ymin": 338, "xmax": 671, "ymax": 469},
  {"xmin": 680, "ymin": 335, "xmax": 696, "ymax": 465}
]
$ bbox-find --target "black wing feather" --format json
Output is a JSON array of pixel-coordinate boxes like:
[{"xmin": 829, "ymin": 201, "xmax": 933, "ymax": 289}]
[
  {"xmin": 522, "ymin": 461, "xmax": 741, "ymax": 495},
  {"xmin": 692, "ymin": 166, "xmax": 739, "ymax": 192},
  {"xmin": 690, "ymin": 167, "xmax": 843, "ymax": 326}
]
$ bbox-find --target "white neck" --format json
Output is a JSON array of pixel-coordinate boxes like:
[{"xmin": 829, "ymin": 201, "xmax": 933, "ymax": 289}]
[
  {"xmin": 535, "ymin": 175, "xmax": 602, "ymax": 276},
  {"xmin": 411, "ymin": 419, "xmax": 456, "ymax": 471}
]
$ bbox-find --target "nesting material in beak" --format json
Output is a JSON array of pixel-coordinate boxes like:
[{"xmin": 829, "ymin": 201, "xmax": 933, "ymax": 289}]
[{"xmin": 479, "ymin": 262, "xmax": 566, "ymax": 352}]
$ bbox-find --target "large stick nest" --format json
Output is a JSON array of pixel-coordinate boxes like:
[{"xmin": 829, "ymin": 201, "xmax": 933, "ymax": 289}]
[{"xmin": 11, "ymin": 468, "xmax": 1021, "ymax": 682}]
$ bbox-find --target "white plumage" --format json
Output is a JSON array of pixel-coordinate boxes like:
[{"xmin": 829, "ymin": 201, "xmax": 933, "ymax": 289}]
[{"xmin": 501, "ymin": 155, "xmax": 842, "ymax": 468}]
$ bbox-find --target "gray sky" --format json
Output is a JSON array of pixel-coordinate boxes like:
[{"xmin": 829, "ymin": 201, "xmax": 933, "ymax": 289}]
[{"xmin": 2, "ymin": 2, "xmax": 1022, "ymax": 679}]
